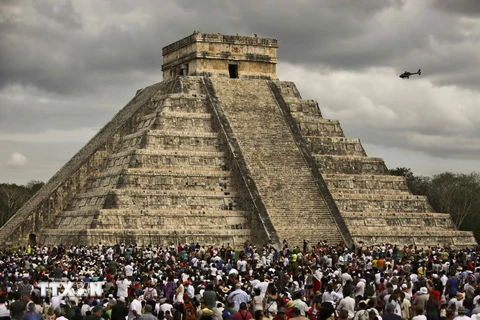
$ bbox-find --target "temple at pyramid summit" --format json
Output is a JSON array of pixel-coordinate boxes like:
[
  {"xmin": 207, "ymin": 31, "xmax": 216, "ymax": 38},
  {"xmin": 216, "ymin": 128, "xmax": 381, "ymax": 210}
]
[{"xmin": 1, "ymin": 32, "xmax": 476, "ymax": 248}]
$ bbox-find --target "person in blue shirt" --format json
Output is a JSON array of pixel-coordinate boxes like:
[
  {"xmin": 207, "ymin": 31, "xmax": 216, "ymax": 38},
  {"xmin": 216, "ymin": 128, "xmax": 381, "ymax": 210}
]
[{"xmin": 21, "ymin": 302, "xmax": 43, "ymax": 320}]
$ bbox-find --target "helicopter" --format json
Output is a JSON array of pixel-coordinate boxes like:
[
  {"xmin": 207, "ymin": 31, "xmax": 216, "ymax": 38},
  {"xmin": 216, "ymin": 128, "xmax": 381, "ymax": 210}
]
[{"xmin": 399, "ymin": 69, "xmax": 421, "ymax": 79}]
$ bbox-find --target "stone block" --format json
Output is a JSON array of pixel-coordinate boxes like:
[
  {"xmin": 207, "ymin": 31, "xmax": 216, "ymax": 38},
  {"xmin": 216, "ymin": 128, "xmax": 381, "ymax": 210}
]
[{"xmin": 315, "ymin": 156, "xmax": 388, "ymax": 174}]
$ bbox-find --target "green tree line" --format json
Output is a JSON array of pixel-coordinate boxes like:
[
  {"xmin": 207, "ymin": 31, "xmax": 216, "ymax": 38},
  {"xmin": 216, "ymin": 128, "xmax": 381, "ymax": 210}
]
[
  {"xmin": 389, "ymin": 168, "xmax": 480, "ymax": 240},
  {"xmin": 0, "ymin": 180, "xmax": 44, "ymax": 226}
]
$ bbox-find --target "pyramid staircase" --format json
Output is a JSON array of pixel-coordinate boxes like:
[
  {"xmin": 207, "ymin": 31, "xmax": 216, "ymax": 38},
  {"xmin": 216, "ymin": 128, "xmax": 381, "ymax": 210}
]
[
  {"xmin": 206, "ymin": 78, "xmax": 348, "ymax": 247},
  {"xmin": 272, "ymin": 81, "xmax": 477, "ymax": 248}
]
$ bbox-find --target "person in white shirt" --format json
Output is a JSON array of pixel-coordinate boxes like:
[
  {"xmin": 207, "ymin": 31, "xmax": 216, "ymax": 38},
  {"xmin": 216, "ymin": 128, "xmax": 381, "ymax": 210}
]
[
  {"xmin": 336, "ymin": 289, "xmax": 356, "ymax": 319},
  {"xmin": 128, "ymin": 293, "xmax": 143, "ymax": 320},
  {"xmin": 255, "ymin": 277, "xmax": 269, "ymax": 296},
  {"xmin": 125, "ymin": 263, "xmax": 134, "ymax": 277},
  {"xmin": 293, "ymin": 290, "xmax": 310, "ymax": 316},
  {"xmin": 237, "ymin": 258, "xmax": 247, "ymax": 274},
  {"xmin": 355, "ymin": 279, "xmax": 366, "ymax": 298},
  {"xmin": 322, "ymin": 284, "xmax": 341, "ymax": 307},
  {"xmin": 117, "ymin": 275, "xmax": 131, "ymax": 298},
  {"xmin": 156, "ymin": 298, "xmax": 174, "ymax": 315}
]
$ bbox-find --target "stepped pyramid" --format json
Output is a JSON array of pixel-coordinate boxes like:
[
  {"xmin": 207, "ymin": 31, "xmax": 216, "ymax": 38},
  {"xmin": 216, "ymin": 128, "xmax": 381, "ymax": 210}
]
[{"xmin": 1, "ymin": 32, "xmax": 476, "ymax": 248}]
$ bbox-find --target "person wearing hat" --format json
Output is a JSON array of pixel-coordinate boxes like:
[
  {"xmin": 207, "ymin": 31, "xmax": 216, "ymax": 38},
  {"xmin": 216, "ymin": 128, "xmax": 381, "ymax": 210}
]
[
  {"xmin": 453, "ymin": 306, "xmax": 469, "ymax": 320},
  {"xmin": 451, "ymin": 293, "xmax": 465, "ymax": 317},
  {"xmin": 144, "ymin": 282, "xmax": 158, "ymax": 302},
  {"xmin": 290, "ymin": 307, "xmax": 308, "ymax": 320},
  {"xmin": 306, "ymin": 308, "xmax": 317, "ymax": 320},
  {"xmin": 413, "ymin": 287, "xmax": 430, "ymax": 311},
  {"xmin": 285, "ymin": 300, "xmax": 297, "ymax": 318}
]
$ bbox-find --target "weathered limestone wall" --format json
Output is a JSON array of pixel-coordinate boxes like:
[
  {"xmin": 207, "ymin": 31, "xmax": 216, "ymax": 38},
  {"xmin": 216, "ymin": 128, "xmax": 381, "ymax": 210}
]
[
  {"xmin": 162, "ymin": 32, "xmax": 278, "ymax": 80},
  {"xmin": 189, "ymin": 59, "xmax": 277, "ymax": 79}
]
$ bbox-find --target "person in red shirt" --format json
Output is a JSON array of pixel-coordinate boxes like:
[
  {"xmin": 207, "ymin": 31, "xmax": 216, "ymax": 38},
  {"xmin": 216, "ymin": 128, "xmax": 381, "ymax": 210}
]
[
  {"xmin": 273, "ymin": 307, "xmax": 287, "ymax": 320},
  {"xmin": 234, "ymin": 303, "xmax": 253, "ymax": 320}
]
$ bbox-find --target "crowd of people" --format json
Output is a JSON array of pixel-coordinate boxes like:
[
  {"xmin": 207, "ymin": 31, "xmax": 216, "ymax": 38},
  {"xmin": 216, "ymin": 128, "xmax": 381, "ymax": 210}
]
[{"xmin": 0, "ymin": 240, "xmax": 479, "ymax": 320}]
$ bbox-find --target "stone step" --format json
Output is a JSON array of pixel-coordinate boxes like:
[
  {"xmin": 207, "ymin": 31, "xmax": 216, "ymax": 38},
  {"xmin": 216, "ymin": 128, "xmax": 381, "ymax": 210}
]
[
  {"xmin": 163, "ymin": 95, "xmax": 210, "ymax": 113},
  {"xmin": 322, "ymin": 173, "xmax": 410, "ymax": 195},
  {"xmin": 118, "ymin": 168, "xmax": 233, "ymax": 191},
  {"xmin": 128, "ymin": 149, "xmax": 227, "ymax": 170},
  {"xmin": 105, "ymin": 188, "xmax": 241, "ymax": 210},
  {"xmin": 272, "ymin": 81, "xmax": 302, "ymax": 100},
  {"xmin": 46, "ymin": 208, "xmax": 251, "ymax": 229},
  {"xmin": 138, "ymin": 112, "xmax": 160, "ymax": 122},
  {"xmin": 135, "ymin": 114, "xmax": 159, "ymax": 131},
  {"xmin": 314, "ymin": 155, "xmax": 389, "ymax": 174},
  {"xmin": 40, "ymin": 228, "xmax": 257, "ymax": 247},
  {"xmin": 286, "ymin": 99, "xmax": 323, "ymax": 117},
  {"xmin": 306, "ymin": 136, "xmax": 366, "ymax": 156},
  {"xmin": 294, "ymin": 118, "xmax": 344, "ymax": 137},
  {"xmin": 86, "ymin": 174, "xmax": 121, "ymax": 191},
  {"xmin": 333, "ymin": 193, "xmax": 428, "ymax": 200},
  {"xmin": 94, "ymin": 211, "xmax": 251, "ymax": 229},
  {"xmin": 50, "ymin": 208, "xmax": 259, "ymax": 237},
  {"xmin": 350, "ymin": 230, "xmax": 477, "ymax": 248},
  {"xmin": 331, "ymin": 188, "xmax": 410, "ymax": 195},
  {"xmin": 156, "ymin": 112, "xmax": 214, "ymax": 131},
  {"xmin": 144, "ymin": 130, "xmax": 221, "ymax": 151},
  {"xmin": 342, "ymin": 211, "xmax": 454, "ymax": 229},
  {"xmin": 70, "ymin": 192, "xmax": 109, "ymax": 210},
  {"xmin": 333, "ymin": 193, "xmax": 432, "ymax": 213}
]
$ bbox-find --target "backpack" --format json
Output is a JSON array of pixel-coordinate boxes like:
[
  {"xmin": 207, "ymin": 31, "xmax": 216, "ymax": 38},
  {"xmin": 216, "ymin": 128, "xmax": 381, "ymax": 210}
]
[
  {"xmin": 357, "ymin": 310, "xmax": 369, "ymax": 320},
  {"xmin": 366, "ymin": 283, "xmax": 375, "ymax": 298},
  {"xmin": 144, "ymin": 288, "xmax": 156, "ymax": 300},
  {"xmin": 184, "ymin": 301, "xmax": 197, "ymax": 320}
]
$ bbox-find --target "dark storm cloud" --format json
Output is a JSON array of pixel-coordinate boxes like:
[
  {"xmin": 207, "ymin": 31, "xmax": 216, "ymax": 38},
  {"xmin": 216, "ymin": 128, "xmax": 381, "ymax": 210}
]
[
  {"xmin": 433, "ymin": 0, "xmax": 480, "ymax": 16},
  {"xmin": 32, "ymin": 0, "xmax": 82, "ymax": 29},
  {"xmin": 0, "ymin": 0, "xmax": 479, "ymax": 184},
  {"xmin": 174, "ymin": 0, "xmax": 480, "ymax": 89},
  {"xmin": 0, "ymin": 0, "xmax": 478, "ymax": 95},
  {"xmin": 346, "ymin": 125, "xmax": 480, "ymax": 160}
]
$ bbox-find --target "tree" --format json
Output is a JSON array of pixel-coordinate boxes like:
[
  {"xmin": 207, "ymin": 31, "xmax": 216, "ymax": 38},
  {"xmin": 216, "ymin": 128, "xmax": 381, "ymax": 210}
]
[
  {"xmin": 390, "ymin": 168, "xmax": 480, "ymax": 238},
  {"xmin": 0, "ymin": 184, "xmax": 30, "ymax": 225},
  {"xmin": 0, "ymin": 180, "xmax": 45, "ymax": 226},
  {"xmin": 389, "ymin": 167, "xmax": 431, "ymax": 196},
  {"xmin": 428, "ymin": 172, "xmax": 480, "ymax": 230}
]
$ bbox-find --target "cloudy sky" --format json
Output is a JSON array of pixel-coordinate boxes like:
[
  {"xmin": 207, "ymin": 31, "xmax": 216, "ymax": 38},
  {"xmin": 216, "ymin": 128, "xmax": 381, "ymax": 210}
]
[{"xmin": 1, "ymin": 0, "xmax": 479, "ymax": 185}]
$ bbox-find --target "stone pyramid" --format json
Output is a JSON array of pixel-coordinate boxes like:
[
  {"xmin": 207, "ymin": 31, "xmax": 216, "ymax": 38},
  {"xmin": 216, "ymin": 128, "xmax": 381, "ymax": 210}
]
[{"xmin": 0, "ymin": 32, "xmax": 476, "ymax": 248}]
